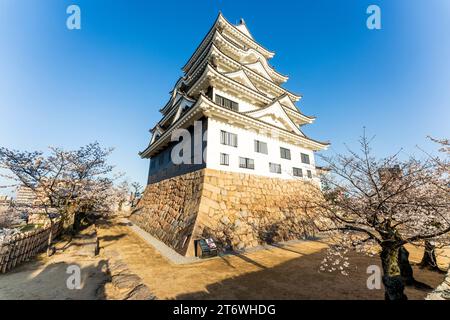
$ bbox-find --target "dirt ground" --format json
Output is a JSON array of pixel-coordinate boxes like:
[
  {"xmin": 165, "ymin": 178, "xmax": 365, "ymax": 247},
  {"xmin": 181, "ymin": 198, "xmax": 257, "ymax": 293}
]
[
  {"xmin": 0, "ymin": 219, "xmax": 447, "ymax": 300},
  {"xmin": 0, "ymin": 239, "xmax": 108, "ymax": 300},
  {"xmin": 97, "ymin": 220, "xmax": 447, "ymax": 300}
]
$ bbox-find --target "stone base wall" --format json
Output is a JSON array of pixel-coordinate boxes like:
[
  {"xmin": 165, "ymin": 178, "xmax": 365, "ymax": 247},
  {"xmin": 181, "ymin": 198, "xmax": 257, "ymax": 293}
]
[
  {"xmin": 131, "ymin": 168, "xmax": 321, "ymax": 257},
  {"xmin": 130, "ymin": 170, "xmax": 205, "ymax": 256},
  {"xmin": 192, "ymin": 169, "xmax": 320, "ymax": 256}
]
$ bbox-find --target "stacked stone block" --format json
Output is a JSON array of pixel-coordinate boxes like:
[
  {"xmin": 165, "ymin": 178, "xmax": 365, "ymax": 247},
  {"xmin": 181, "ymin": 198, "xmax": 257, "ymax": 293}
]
[{"xmin": 130, "ymin": 168, "xmax": 320, "ymax": 257}]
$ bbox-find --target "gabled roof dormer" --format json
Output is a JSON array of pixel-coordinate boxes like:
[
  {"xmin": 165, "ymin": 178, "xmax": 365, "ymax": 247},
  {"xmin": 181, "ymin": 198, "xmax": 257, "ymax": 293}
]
[
  {"xmin": 149, "ymin": 125, "xmax": 164, "ymax": 144},
  {"xmin": 244, "ymin": 100, "xmax": 305, "ymax": 136},
  {"xmin": 224, "ymin": 69, "xmax": 260, "ymax": 93},
  {"xmin": 157, "ymin": 95, "xmax": 196, "ymax": 130},
  {"xmin": 244, "ymin": 60, "xmax": 274, "ymax": 81},
  {"xmin": 277, "ymin": 94, "xmax": 297, "ymax": 111},
  {"xmin": 274, "ymin": 94, "xmax": 316, "ymax": 125}
]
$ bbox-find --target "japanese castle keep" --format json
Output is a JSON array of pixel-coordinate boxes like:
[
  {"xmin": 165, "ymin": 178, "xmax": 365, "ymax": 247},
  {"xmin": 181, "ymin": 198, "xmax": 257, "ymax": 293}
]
[{"xmin": 131, "ymin": 13, "xmax": 329, "ymax": 257}]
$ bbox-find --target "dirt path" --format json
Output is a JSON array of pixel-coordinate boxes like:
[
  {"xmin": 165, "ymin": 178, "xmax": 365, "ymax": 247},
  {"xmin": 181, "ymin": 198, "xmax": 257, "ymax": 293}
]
[
  {"xmin": 0, "ymin": 219, "xmax": 446, "ymax": 300},
  {"xmin": 0, "ymin": 239, "xmax": 108, "ymax": 300},
  {"xmin": 97, "ymin": 220, "xmax": 446, "ymax": 300}
]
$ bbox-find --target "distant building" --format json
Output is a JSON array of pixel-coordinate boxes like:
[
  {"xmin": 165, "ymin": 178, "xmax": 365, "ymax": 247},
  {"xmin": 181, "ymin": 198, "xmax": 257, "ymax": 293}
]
[
  {"xmin": 0, "ymin": 195, "xmax": 15, "ymax": 228},
  {"xmin": 15, "ymin": 185, "xmax": 36, "ymax": 207}
]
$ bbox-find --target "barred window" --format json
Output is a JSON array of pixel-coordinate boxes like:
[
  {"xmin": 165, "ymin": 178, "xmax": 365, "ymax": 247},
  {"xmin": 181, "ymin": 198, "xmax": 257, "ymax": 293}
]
[
  {"xmin": 293, "ymin": 167, "xmax": 303, "ymax": 177},
  {"xmin": 307, "ymin": 170, "xmax": 313, "ymax": 178},
  {"xmin": 280, "ymin": 147, "xmax": 291, "ymax": 160},
  {"xmin": 220, "ymin": 130, "xmax": 238, "ymax": 147},
  {"xmin": 220, "ymin": 153, "xmax": 229, "ymax": 166},
  {"xmin": 254, "ymin": 140, "xmax": 268, "ymax": 154},
  {"xmin": 215, "ymin": 95, "xmax": 239, "ymax": 111},
  {"xmin": 239, "ymin": 157, "xmax": 255, "ymax": 170},
  {"xmin": 269, "ymin": 163, "xmax": 281, "ymax": 174},
  {"xmin": 301, "ymin": 153, "xmax": 310, "ymax": 164}
]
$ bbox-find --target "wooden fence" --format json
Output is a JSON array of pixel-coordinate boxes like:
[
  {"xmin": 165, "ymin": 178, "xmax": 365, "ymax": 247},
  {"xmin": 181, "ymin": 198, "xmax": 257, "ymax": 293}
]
[{"xmin": 0, "ymin": 221, "xmax": 62, "ymax": 273}]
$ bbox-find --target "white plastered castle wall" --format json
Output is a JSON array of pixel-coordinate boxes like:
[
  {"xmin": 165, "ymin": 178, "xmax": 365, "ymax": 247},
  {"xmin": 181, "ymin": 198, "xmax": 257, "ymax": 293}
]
[{"xmin": 205, "ymin": 117, "xmax": 318, "ymax": 181}]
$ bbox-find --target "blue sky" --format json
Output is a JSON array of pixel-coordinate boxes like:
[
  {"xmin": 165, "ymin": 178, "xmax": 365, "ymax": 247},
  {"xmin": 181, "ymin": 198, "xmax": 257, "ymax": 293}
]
[{"xmin": 1, "ymin": 0, "xmax": 449, "ymax": 191}]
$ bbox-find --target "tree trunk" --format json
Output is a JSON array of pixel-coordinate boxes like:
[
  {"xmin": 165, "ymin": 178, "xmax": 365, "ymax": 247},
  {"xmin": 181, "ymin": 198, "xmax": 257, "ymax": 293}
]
[
  {"xmin": 420, "ymin": 241, "xmax": 440, "ymax": 271},
  {"xmin": 46, "ymin": 217, "xmax": 54, "ymax": 257},
  {"xmin": 380, "ymin": 246, "xmax": 408, "ymax": 300},
  {"xmin": 399, "ymin": 245, "xmax": 433, "ymax": 290},
  {"xmin": 73, "ymin": 211, "xmax": 86, "ymax": 232},
  {"xmin": 62, "ymin": 204, "xmax": 77, "ymax": 235},
  {"xmin": 398, "ymin": 246, "xmax": 415, "ymax": 285}
]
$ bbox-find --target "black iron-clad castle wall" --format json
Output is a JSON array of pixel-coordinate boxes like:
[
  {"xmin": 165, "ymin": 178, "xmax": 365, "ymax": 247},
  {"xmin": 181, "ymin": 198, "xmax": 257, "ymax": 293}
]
[{"xmin": 147, "ymin": 117, "xmax": 207, "ymax": 184}]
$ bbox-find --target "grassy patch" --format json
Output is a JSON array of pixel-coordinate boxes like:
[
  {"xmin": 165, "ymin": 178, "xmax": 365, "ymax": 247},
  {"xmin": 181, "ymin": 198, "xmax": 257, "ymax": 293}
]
[{"xmin": 19, "ymin": 224, "xmax": 43, "ymax": 233}]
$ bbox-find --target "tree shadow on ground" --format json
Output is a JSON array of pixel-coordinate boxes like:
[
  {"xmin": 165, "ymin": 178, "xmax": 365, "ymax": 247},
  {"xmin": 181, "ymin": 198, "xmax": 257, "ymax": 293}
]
[
  {"xmin": 0, "ymin": 258, "xmax": 110, "ymax": 300},
  {"xmin": 175, "ymin": 249, "xmax": 441, "ymax": 300},
  {"xmin": 229, "ymin": 253, "xmax": 268, "ymax": 270},
  {"xmin": 98, "ymin": 234, "xmax": 127, "ymax": 243},
  {"xmin": 269, "ymin": 242, "xmax": 323, "ymax": 255}
]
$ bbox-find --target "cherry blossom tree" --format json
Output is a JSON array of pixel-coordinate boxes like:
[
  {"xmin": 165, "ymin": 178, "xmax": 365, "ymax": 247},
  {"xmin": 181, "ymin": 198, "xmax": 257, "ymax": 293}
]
[
  {"xmin": 310, "ymin": 133, "xmax": 450, "ymax": 300},
  {"xmin": 112, "ymin": 180, "xmax": 131, "ymax": 214},
  {"xmin": 130, "ymin": 182, "xmax": 143, "ymax": 207},
  {"xmin": 419, "ymin": 137, "xmax": 450, "ymax": 270},
  {"xmin": 0, "ymin": 142, "xmax": 120, "ymax": 255},
  {"xmin": 423, "ymin": 137, "xmax": 450, "ymax": 299}
]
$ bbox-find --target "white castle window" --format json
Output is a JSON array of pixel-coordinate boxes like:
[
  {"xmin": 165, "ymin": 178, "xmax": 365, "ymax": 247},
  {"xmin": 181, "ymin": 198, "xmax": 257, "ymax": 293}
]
[
  {"xmin": 215, "ymin": 94, "xmax": 239, "ymax": 111},
  {"xmin": 254, "ymin": 140, "xmax": 268, "ymax": 154},
  {"xmin": 293, "ymin": 167, "xmax": 303, "ymax": 177},
  {"xmin": 220, "ymin": 153, "xmax": 229, "ymax": 166},
  {"xmin": 301, "ymin": 153, "xmax": 310, "ymax": 164},
  {"xmin": 220, "ymin": 130, "xmax": 238, "ymax": 147},
  {"xmin": 269, "ymin": 163, "xmax": 281, "ymax": 174},
  {"xmin": 280, "ymin": 147, "xmax": 291, "ymax": 160},
  {"xmin": 307, "ymin": 170, "xmax": 313, "ymax": 178},
  {"xmin": 239, "ymin": 157, "xmax": 255, "ymax": 170}
]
